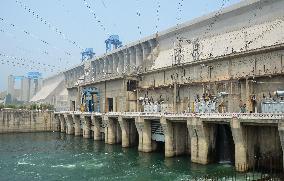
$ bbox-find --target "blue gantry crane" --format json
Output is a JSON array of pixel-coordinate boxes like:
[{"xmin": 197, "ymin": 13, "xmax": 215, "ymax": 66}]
[
  {"xmin": 105, "ymin": 35, "xmax": 122, "ymax": 52},
  {"xmin": 81, "ymin": 87, "xmax": 100, "ymax": 112},
  {"xmin": 81, "ymin": 48, "xmax": 95, "ymax": 62}
]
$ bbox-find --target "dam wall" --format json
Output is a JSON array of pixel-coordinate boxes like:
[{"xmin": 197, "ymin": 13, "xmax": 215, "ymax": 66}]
[{"xmin": 0, "ymin": 110, "xmax": 55, "ymax": 133}]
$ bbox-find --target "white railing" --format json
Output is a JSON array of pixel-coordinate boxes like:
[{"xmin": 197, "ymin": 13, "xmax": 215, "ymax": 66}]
[
  {"xmin": 122, "ymin": 112, "xmax": 141, "ymax": 117},
  {"xmin": 105, "ymin": 112, "xmax": 121, "ymax": 116},
  {"xmin": 236, "ymin": 113, "xmax": 284, "ymax": 119},
  {"xmin": 53, "ymin": 111, "xmax": 284, "ymax": 120},
  {"xmin": 140, "ymin": 112, "xmax": 163, "ymax": 117}
]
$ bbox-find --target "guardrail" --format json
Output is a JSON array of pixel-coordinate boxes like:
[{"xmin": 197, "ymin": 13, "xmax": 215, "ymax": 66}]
[{"xmin": 53, "ymin": 111, "xmax": 284, "ymax": 120}]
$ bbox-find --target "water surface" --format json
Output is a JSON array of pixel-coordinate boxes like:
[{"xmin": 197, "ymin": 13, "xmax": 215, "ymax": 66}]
[{"xmin": 0, "ymin": 132, "xmax": 234, "ymax": 181}]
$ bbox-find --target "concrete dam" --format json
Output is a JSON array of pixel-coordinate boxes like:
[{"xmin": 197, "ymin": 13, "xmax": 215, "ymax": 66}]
[{"xmin": 25, "ymin": 0, "xmax": 284, "ymax": 173}]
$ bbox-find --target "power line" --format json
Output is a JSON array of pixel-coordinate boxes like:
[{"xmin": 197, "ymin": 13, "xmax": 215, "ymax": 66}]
[
  {"xmin": 82, "ymin": 0, "xmax": 108, "ymax": 35},
  {"xmin": 135, "ymin": 0, "xmax": 143, "ymax": 37},
  {"xmin": 155, "ymin": 0, "xmax": 161, "ymax": 34},
  {"xmin": 0, "ymin": 52, "xmax": 59, "ymax": 72},
  {"xmin": 15, "ymin": 0, "xmax": 83, "ymax": 50},
  {"xmin": 0, "ymin": 17, "xmax": 73, "ymax": 65}
]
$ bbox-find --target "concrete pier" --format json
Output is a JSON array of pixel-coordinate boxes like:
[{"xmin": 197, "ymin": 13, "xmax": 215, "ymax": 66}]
[
  {"xmin": 92, "ymin": 116, "xmax": 102, "ymax": 141},
  {"xmin": 187, "ymin": 117, "xmax": 209, "ymax": 165},
  {"xmin": 135, "ymin": 117, "xmax": 152, "ymax": 152},
  {"xmin": 66, "ymin": 114, "xmax": 74, "ymax": 135},
  {"xmin": 73, "ymin": 115, "xmax": 81, "ymax": 136},
  {"xmin": 83, "ymin": 115, "xmax": 91, "ymax": 139},
  {"xmin": 161, "ymin": 117, "xmax": 189, "ymax": 157},
  {"xmin": 230, "ymin": 117, "xmax": 248, "ymax": 172},
  {"xmin": 119, "ymin": 116, "xmax": 138, "ymax": 148},
  {"xmin": 104, "ymin": 116, "xmax": 122, "ymax": 144},
  {"xmin": 36, "ymin": 111, "xmax": 284, "ymax": 172},
  {"xmin": 59, "ymin": 114, "xmax": 66, "ymax": 133}
]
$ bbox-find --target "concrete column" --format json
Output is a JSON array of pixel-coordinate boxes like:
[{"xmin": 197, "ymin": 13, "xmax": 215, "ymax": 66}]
[
  {"xmin": 92, "ymin": 116, "xmax": 102, "ymax": 140},
  {"xmin": 135, "ymin": 116, "xmax": 152, "ymax": 152},
  {"xmin": 66, "ymin": 115, "xmax": 74, "ymax": 135},
  {"xmin": 94, "ymin": 61, "xmax": 98, "ymax": 76},
  {"xmin": 99, "ymin": 59, "xmax": 103, "ymax": 75},
  {"xmin": 187, "ymin": 117, "xmax": 209, "ymax": 164},
  {"xmin": 129, "ymin": 47, "xmax": 136, "ymax": 72},
  {"xmin": 141, "ymin": 42, "xmax": 150, "ymax": 71},
  {"xmin": 91, "ymin": 61, "xmax": 96, "ymax": 79},
  {"xmin": 108, "ymin": 56, "xmax": 113, "ymax": 74},
  {"xmin": 230, "ymin": 117, "xmax": 248, "ymax": 172},
  {"xmin": 104, "ymin": 58, "xmax": 109, "ymax": 75},
  {"xmin": 73, "ymin": 115, "xmax": 81, "ymax": 136},
  {"xmin": 148, "ymin": 39, "xmax": 156, "ymax": 62},
  {"xmin": 83, "ymin": 116, "xmax": 91, "ymax": 139},
  {"xmin": 142, "ymin": 42, "xmax": 150, "ymax": 61},
  {"xmin": 104, "ymin": 116, "xmax": 121, "ymax": 144},
  {"xmin": 103, "ymin": 116, "xmax": 115, "ymax": 144},
  {"xmin": 118, "ymin": 116, "xmax": 129, "ymax": 147},
  {"xmin": 161, "ymin": 117, "xmax": 188, "ymax": 157},
  {"xmin": 173, "ymin": 83, "xmax": 177, "ymax": 113},
  {"xmin": 113, "ymin": 54, "xmax": 119, "ymax": 74},
  {"xmin": 278, "ymin": 122, "xmax": 284, "ymax": 171},
  {"xmin": 161, "ymin": 117, "xmax": 174, "ymax": 157},
  {"xmin": 97, "ymin": 60, "xmax": 101, "ymax": 76},
  {"xmin": 124, "ymin": 50, "xmax": 130, "ymax": 73},
  {"xmin": 118, "ymin": 52, "xmax": 124, "ymax": 73},
  {"xmin": 135, "ymin": 117, "xmax": 144, "ymax": 151},
  {"xmin": 54, "ymin": 114, "xmax": 60, "ymax": 131},
  {"xmin": 245, "ymin": 79, "xmax": 253, "ymax": 113},
  {"xmin": 118, "ymin": 116, "xmax": 138, "ymax": 148},
  {"xmin": 59, "ymin": 115, "xmax": 66, "ymax": 133},
  {"xmin": 135, "ymin": 45, "xmax": 143, "ymax": 67}
]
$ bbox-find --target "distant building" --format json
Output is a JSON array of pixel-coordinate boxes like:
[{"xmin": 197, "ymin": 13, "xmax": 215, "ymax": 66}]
[
  {"xmin": 0, "ymin": 91, "xmax": 6, "ymax": 104},
  {"xmin": 7, "ymin": 73, "xmax": 43, "ymax": 103}
]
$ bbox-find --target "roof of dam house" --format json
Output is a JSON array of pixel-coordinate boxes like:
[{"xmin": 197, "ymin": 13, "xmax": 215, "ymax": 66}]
[{"xmin": 62, "ymin": 0, "xmax": 270, "ymax": 73}]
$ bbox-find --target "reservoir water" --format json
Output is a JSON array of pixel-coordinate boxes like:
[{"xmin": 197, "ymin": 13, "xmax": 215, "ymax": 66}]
[{"xmin": 0, "ymin": 132, "xmax": 235, "ymax": 181}]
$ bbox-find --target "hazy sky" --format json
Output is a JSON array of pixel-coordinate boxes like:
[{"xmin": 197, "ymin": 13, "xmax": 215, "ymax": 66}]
[{"xmin": 0, "ymin": 0, "xmax": 241, "ymax": 92}]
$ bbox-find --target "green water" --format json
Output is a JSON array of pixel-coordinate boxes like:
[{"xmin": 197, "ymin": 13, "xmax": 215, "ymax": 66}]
[{"xmin": 0, "ymin": 132, "xmax": 235, "ymax": 181}]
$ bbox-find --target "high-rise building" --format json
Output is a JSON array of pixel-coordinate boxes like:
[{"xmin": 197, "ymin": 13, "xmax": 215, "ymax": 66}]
[{"xmin": 6, "ymin": 73, "xmax": 43, "ymax": 103}]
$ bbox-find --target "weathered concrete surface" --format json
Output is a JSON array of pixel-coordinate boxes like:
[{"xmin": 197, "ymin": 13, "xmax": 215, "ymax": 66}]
[
  {"xmin": 230, "ymin": 118, "xmax": 248, "ymax": 172},
  {"xmin": 82, "ymin": 115, "xmax": 91, "ymax": 139},
  {"xmin": 104, "ymin": 116, "xmax": 122, "ymax": 144},
  {"xmin": 92, "ymin": 116, "xmax": 102, "ymax": 140},
  {"xmin": 118, "ymin": 116, "xmax": 138, "ymax": 148},
  {"xmin": 187, "ymin": 117, "xmax": 210, "ymax": 165},
  {"xmin": 0, "ymin": 110, "xmax": 54, "ymax": 133},
  {"xmin": 161, "ymin": 117, "xmax": 189, "ymax": 157}
]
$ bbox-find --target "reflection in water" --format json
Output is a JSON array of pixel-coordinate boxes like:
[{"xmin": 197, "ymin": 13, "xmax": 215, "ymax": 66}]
[{"xmin": 0, "ymin": 132, "xmax": 235, "ymax": 181}]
